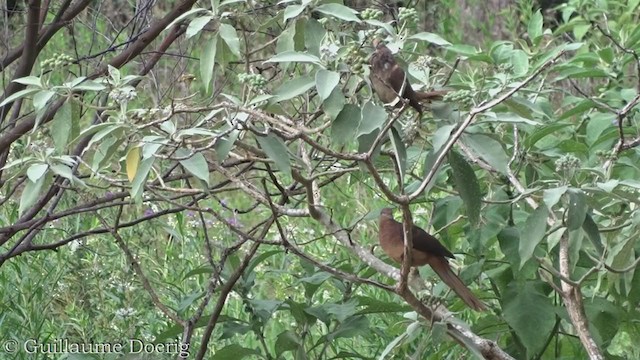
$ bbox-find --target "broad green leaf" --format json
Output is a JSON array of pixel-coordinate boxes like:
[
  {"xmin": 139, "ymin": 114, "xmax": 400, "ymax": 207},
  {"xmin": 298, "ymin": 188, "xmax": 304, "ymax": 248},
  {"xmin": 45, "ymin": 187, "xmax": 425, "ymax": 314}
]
[
  {"xmin": 357, "ymin": 102, "xmax": 386, "ymax": 136},
  {"xmin": 315, "ymin": 69, "xmax": 340, "ymax": 101},
  {"xmin": 176, "ymin": 149, "xmax": 210, "ymax": 186},
  {"xmin": 582, "ymin": 213, "xmax": 603, "ymax": 253},
  {"xmin": 519, "ymin": 204, "xmax": 549, "ymax": 267},
  {"xmin": 27, "ymin": 163, "xmax": 48, "ymax": 182},
  {"xmin": 524, "ymin": 123, "xmax": 572, "ymax": 149},
  {"xmin": 304, "ymin": 18, "xmax": 325, "ymax": 56},
  {"xmin": 0, "ymin": 88, "xmax": 40, "ymax": 107},
  {"xmin": 211, "ymin": 344, "xmax": 260, "ymax": 360},
  {"xmin": 272, "ymin": 75, "xmax": 315, "ymax": 102},
  {"xmin": 215, "ymin": 129, "xmax": 240, "ymax": 162},
  {"xmin": 13, "ymin": 75, "xmax": 42, "ymax": 87},
  {"xmin": 543, "ymin": 185, "xmax": 568, "ymax": 208},
  {"xmin": 566, "ymin": 188, "xmax": 587, "ymax": 230},
  {"xmin": 584, "ymin": 298, "xmax": 621, "ymax": 348},
  {"xmin": 71, "ymin": 79, "xmax": 106, "ymax": 91},
  {"xmin": 256, "ymin": 133, "xmax": 291, "ymax": 177},
  {"xmin": 497, "ymin": 226, "xmax": 521, "ymax": 270},
  {"xmin": 218, "ymin": 23, "xmax": 240, "ymax": 57},
  {"xmin": 131, "ymin": 157, "xmax": 155, "ymax": 200},
  {"xmin": 528, "ymin": 10, "xmax": 543, "ymax": 42},
  {"xmin": 283, "ymin": 4, "xmax": 305, "ymax": 21},
  {"xmin": 314, "ymin": 3, "xmax": 360, "ymax": 22},
  {"xmin": 554, "ymin": 68, "xmax": 609, "ymax": 81},
  {"xmin": 503, "ymin": 282, "xmax": 556, "ymax": 357},
  {"xmin": 422, "ymin": 149, "xmax": 444, "ymax": 195},
  {"xmin": 558, "ymin": 99, "xmax": 596, "ymax": 120},
  {"xmin": 200, "ymin": 36, "xmax": 218, "ymax": 93},
  {"xmin": 448, "ymin": 151, "xmax": 481, "ymax": 227},
  {"xmin": 165, "ymin": 7, "xmax": 209, "ymax": 30},
  {"xmin": 276, "ymin": 21, "xmax": 296, "ymax": 53},
  {"xmin": 331, "ymin": 104, "xmax": 360, "ymax": 146},
  {"xmin": 126, "ymin": 147, "xmax": 141, "ymax": 182},
  {"xmin": 409, "ymin": 32, "xmax": 451, "ymax": 46},
  {"xmin": 432, "ymin": 125, "xmax": 454, "ymax": 154},
  {"xmin": 586, "ymin": 113, "xmax": 615, "ymax": 146},
  {"xmin": 33, "ymin": 90, "xmax": 56, "ymax": 112},
  {"xmin": 275, "ymin": 330, "xmax": 301, "ymax": 356},
  {"xmin": 51, "ymin": 100, "xmax": 72, "ymax": 153},
  {"xmin": 50, "ymin": 163, "xmax": 74, "ymax": 182},
  {"xmin": 510, "ymin": 49, "xmax": 529, "ymax": 77},
  {"xmin": 462, "ymin": 134, "xmax": 510, "ymax": 174},
  {"xmin": 266, "ymin": 51, "xmax": 322, "ymax": 66},
  {"xmin": 19, "ymin": 174, "xmax": 47, "ymax": 216},
  {"xmin": 389, "ymin": 127, "xmax": 406, "ymax": 185},
  {"xmin": 329, "ymin": 315, "xmax": 369, "ymax": 339},
  {"xmin": 186, "ymin": 15, "xmax": 212, "ymax": 38},
  {"xmin": 92, "ymin": 136, "xmax": 121, "ymax": 171},
  {"xmin": 322, "ymin": 87, "xmax": 345, "ymax": 120}
]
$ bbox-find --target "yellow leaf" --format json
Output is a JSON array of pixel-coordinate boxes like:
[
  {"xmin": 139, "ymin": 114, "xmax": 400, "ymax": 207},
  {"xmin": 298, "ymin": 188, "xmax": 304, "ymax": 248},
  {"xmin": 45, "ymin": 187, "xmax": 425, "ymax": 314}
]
[{"xmin": 126, "ymin": 147, "xmax": 141, "ymax": 182}]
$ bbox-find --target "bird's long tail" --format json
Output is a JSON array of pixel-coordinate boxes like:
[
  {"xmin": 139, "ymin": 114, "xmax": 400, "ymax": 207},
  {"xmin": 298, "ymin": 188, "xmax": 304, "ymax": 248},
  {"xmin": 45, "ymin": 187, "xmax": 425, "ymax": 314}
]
[
  {"xmin": 415, "ymin": 90, "xmax": 449, "ymax": 101},
  {"xmin": 429, "ymin": 257, "xmax": 486, "ymax": 311}
]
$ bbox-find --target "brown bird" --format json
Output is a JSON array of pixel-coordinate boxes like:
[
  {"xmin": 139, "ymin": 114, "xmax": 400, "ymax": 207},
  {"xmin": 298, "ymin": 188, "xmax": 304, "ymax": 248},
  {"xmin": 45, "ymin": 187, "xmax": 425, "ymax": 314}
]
[
  {"xmin": 369, "ymin": 39, "xmax": 448, "ymax": 115},
  {"xmin": 378, "ymin": 208, "xmax": 486, "ymax": 311}
]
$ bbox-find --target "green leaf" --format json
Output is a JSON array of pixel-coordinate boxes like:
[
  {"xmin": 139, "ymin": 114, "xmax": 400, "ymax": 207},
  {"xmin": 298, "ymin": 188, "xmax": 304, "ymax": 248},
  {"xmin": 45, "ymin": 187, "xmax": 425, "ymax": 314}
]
[
  {"xmin": 543, "ymin": 185, "xmax": 568, "ymax": 208},
  {"xmin": 218, "ymin": 23, "xmax": 240, "ymax": 57},
  {"xmin": 272, "ymin": 75, "xmax": 315, "ymax": 102},
  {"xmin": 331, "ymin": 104, "xmax": 360, "ymax": 146},
  {"xmin": 462, "ymin": 134, "xmax": 510, "ymax": 174},
  {"xmin": 558, "ymin": 99, "xmax": 596, "ymax": 120},
  {"xmin": 519, "ymin": 204, "xmax": 549, "ymax": 267},
  {"xmin": 315, "ymin": 69, "xmax": 340, "ymax": 101},
  {"xmin": 528, "ymin": 10, "xmax": 543, "ymax": 43},
  {"xmin": 409, "ymin": 32, "xmax": 451, "ymax": 46},
  {"xmin": 71, "ymin": 79, "xmax": 106, "ymax": 91},
  {"xmin": 211, "ymin": 344, "xmax": 260, "ymax": 360},
  {"xmin": 266, "ymin": 51, "xmax": 322, "ymax": 66},
  {"xmin": 510, "ymin": 49, "xmax": 529, "ymax": 77},
  {"xmin": 186, "ymin": 15, "xmax": 212, "ymax": 38},
  {"xmin": 314, "ymin": 3, "xmax": 360, "ymax": 22},
  {"xmin": 498, "ymin": 226, "xmax": 521, "ymax": 270},
  {"xmin": 0, "ymin": 88, "xmax": 40, "ymax": 107},
  {"xmin": 284, "ymin": 4, "xmax": 305, "ymax": 21},
  {"xmin": 200, "ymin": 36, "xmax": 218, "ymax": 93},
  {"xmin": 26, "ymin": 163, "xmax": 48, "ymax": 182},
  {"xmin": 566, "ymin": 188, "xmax": 587, "ymax": 230},
  {"xmin": 449, "ymin": 151, "xmax": 481, "ymax": 227},
  {"xmin": 322, "ymin": 87, "xmax": 345, "ymax": 120},
  {"xmin": 19, "ymin": 174, "xmax": 48, "ymax": 216},
  {"xmin": 275, "ymin": 330, "xmax": 301, "ymax": 356},
  {"xmin": 51, "ymin": 100, "xmax": 72, "ymax": 153},
  {"xmin": 33, "ymin": 90, "xmax": 56, "ymax": 112},
  {"xmin": 214, "ymin": 129, "xmax": 239, "ymax": 162},
  {"xmin": 13, "ymin": 75, "xmax": 43, "ymax": 87},
  {"xmin": 525, "ymin": 123, "xmax": 572, "ymax": 149},
  {"xmin": 130, "ymin": 157, "xmax": 155, "ymax": 201},
  {"xmin": 329, "ymin": 315, "xmax": 369, "ymax": 339},
  {"xmin": 176, "ymin": 149, "xmax": 210, "ymax": 186},
  {"xmin": 503, "ymin": 281, "xmax": 556, "ymax": 358},
  {"xmin": 50, "ymin": 164, "xmax": 74, "ymax": 182},
  {"xmin": 389, "ymin": 126, "xmax": 406, "ymax": 185},
  {"xmin": 582, "ymin": 213, "xmax": 603, "ymax": 253},
  {"xmin": 357, "ymin": 102, "xmax": 386, "ymax": 136},
  {"xmin": 256, "ymin": 133, "xmax": 291, "ymax": 177}
]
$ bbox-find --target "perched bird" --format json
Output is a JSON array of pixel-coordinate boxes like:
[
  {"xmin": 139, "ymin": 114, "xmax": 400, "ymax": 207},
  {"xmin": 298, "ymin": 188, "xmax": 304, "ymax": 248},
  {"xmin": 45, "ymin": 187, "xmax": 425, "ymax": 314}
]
[
  {"xmin": 378, "ymin": 208, "xmax": 486, "ymax": 311},
  {"xmin": 369, "ymin": 39, "xmax": 447, "ymax": 115}
]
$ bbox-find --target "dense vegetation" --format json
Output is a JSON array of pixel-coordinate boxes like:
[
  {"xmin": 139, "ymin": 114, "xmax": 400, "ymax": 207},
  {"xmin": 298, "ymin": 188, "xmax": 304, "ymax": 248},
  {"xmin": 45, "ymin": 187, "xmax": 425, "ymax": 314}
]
[{"xmin": 2, "ymin": 0, "xmax": 640, "ymax": 359}]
